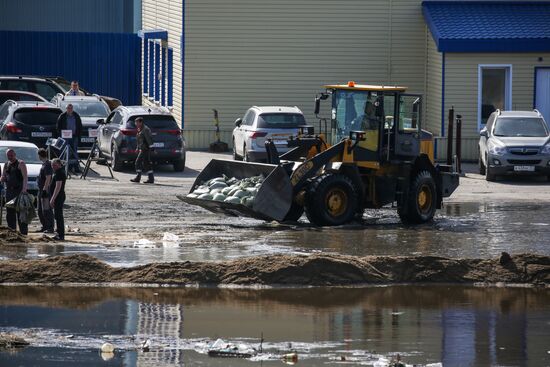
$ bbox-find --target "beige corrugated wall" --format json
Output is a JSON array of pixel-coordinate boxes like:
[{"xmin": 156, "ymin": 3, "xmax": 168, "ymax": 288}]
[
  {"xmin": 443, "ymin": 53, "xmax": 550, "ymax": 160},
  {"xmin": 425, "ymin": 30, "xmax": 442, "ymax": 137},
  {"xmin": 141, "ymin": 0, "xmax": 183, "ymax": 126},
  {"xmin": 183, "ymin": 0, "xmax": 427, "ymax": 149}
]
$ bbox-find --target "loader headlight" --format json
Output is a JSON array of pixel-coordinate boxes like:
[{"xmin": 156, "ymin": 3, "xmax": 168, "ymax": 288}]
[
  {"xmin": 541, "ymin": 144, "xmax": 550, "ymax": 155},
  {"xmin": 488, "ymin": 142, "xmax": 506, "ymax": 155}
]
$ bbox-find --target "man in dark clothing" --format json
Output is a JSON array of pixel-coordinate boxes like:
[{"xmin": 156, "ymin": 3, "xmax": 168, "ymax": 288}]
[
  {"xmin": 130, "ymin": 117, "xmax": 155, "ymax": 184},
  {"xmin": 57, "ymin": 104, "xmax": 83, "ymax": 173},
  {"xmin": 0, "ymin": 149, "xmax": 28, "ymax": 234},
  {"xmin": 49, "ymin": 158, "xmax": 67, "ymax": 241},
  {"xmin": 36, "ymin": 148, "xmax": 54, "ymax": 233}
]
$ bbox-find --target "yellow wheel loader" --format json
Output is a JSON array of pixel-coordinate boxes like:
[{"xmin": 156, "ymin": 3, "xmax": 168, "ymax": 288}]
[{"xmin": 178, "ymin": 82, "xmax": 459, "ymax": 226}]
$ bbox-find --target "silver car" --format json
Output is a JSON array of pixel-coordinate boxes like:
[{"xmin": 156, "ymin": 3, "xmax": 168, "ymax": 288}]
[
  {"xmin": 478, "ymin": 110, "xmax": 550, "ymax": 181},
  {"xmin": 51, "ymin": 94, "xmax": 111, "ymax": 151},
  {"xmin": 232, "ymin": 106, "xmax": 306, "ymax": 162}
]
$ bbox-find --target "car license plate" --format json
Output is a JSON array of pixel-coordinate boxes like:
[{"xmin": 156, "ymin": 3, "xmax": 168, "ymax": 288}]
[
  {"xmin": 274, "ymin": 140, "xmax": 287, "ymax": 145},
  {"xmin": 514, "ymin": 166, "xmax": 535, "ymax": 172},
  {"xmin": 31, "ymin": 132, "xmax": 52, "ymax": 137},
  {"xmin": 153, "ymin": 142, "xmax": 164, "ymax": 148},
  {"xmin": 81, "ymin": 137, "xmax": 95, "ymax": 143}
]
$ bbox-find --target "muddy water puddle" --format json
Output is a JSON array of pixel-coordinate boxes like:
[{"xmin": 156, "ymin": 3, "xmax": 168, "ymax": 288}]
[
  {"xmin": 1, "ymin": 202, "xmax": 549, "ymax": 267},
  {"xmin": 1, "ymin": 285, "xmax": 549, "ymax": 366}
]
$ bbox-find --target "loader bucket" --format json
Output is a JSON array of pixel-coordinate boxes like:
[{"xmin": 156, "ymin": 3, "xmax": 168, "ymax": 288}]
[{"xmin": 177, "ymin": 159, "xmax": 293, "ymax": 221}]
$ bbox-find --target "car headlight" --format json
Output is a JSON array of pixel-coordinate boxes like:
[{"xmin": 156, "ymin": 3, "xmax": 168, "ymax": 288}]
[
  {"xmin": 488, "ymin": 142, "xmax": 506, "ymax": 155},
  {"xmin": 541, "ymin": 144, "xmax": 550, "ymax": 154}
]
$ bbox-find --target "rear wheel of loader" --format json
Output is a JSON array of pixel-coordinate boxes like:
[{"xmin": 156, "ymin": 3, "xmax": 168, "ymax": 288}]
[
  {"xmin": 305, "ymin": 174, "xmax": 358, "ymax": 226},
  {"xmin": 398, "ymin": 170, "xmax": 437, "ymax": 224}
]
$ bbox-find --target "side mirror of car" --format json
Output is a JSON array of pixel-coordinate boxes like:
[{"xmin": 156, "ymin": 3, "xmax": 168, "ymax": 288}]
[
  {"xmin": 96, "ymin": 119, "xmax": 105, "ymax": 125},
  {"xmin": 479, "ymin": 128, "xmax": 488, "ymax": 137},
  {"xmin": 234, "ymin": 118, "xmax": 242, "ymax": 127}
]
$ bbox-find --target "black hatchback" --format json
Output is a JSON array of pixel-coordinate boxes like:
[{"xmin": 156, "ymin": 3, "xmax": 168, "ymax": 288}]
[
  {"xmin": 0, "ymin": 101, "xmax": 62, "ymax": 147},
  {"xmin": 97, "ymin": 106, "xmax": 186, "ymax": 172}
]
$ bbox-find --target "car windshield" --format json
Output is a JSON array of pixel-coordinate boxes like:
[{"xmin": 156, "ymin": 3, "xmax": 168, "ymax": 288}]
[
  {"xmin": 256, "ymin": 113, "xmax": 306, "ymax": 129},
  {"xmin": 0, "ymin": 94, "xmax": 42, "ymax": 104},
  {"xmin": 493, "ymin": 117, "xmax": 549, "ymax": 137},
  {"xmin": 0, "ymin": 146, "xmax": 41, "ymax": 164},
  {"xmin": 127, "ymin": 115, "xmax": 179, "ymax": 129},
  {"xmin": 13, "ymin": 108, "xmax": 60, "ymax": 125},
  {"xmin": 60, "ymin": 101, "xmax": 109, "ymax": 117}
]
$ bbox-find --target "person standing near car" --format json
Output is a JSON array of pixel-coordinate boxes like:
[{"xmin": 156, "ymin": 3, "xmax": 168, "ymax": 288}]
[
  {"xmin": 65, "ymin": 81, "xmax": 85, "ymax": 96},
  {"xmin": 49, "ymin": 159, "xmax": 66, "ymax": 241},
  {"xmin": 36, "ymin": 148, "xmax": 54, "ymax": 233},
  {"xmin": 0, "ymin": 149, "xmax": 28, "ymax": 235},
  {"xmin": 130, "ymin": 117, "xmax": 155, "ymax": 184},
  {"xmin": 57, "ymin": 104, "xmax": 83, "ymax": 173}
]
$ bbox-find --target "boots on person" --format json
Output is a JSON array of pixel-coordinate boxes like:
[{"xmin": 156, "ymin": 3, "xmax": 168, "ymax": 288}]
[
  {"xmin": 130, "ymin": 172, "xmax": 141, "ymax": 183},
  {"xmin": 144, "ymin": 172, "xmax": 154, "ymax": 184}
]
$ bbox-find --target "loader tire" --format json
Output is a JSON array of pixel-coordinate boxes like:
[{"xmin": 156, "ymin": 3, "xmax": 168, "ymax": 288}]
[
  {"xmin": 305, "ymin": 173, "xmax": 358, "ymax": 226},
  {"xmin": 398, "ymin": 170, "xmax": 437, "ymax": 224},
  {"xmin": 283, "ymin": 201, "xmax": 304, "ymax": 222}
]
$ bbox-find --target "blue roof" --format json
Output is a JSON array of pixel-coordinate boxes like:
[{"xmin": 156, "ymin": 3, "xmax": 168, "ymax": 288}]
[{"xmin": 423, "ymin": 1, "xmax": 550, "ymax": 52}]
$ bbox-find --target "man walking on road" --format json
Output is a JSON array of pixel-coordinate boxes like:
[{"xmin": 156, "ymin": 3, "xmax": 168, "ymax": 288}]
[
  {"xmin": 1, "ymin": 149, "xmax": 28, "ymax": 234},
  {"xmin": 36, "ymin": 148, "xmax": 54, "ymax": 233},
  {"xmin": 130, "ymin": 117, "xmax": 155, "ymax": 184},
  {"xmin": 49, "ymin": 159, "xmax": 67, "ymax": 241},
  {"xmin": 57, "ymin": 104, "xmax": 83, "ymax": 174}
]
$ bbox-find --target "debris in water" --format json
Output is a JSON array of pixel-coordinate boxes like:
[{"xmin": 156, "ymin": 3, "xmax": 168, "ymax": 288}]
[
  {"xmin": 207, "ymin": 338, "xmax": 258, "ymax": 358},
  {"xmin": 133, "ymin": 239, "xmax": 155, "ymax": 248},
  {"xmin": 100, "ymin": 342, "xmax": 115, "ymax": 353},
  {"xmin": 0, "ymin": 333, "xmax": 29, "ymax": 349},
  {"xmin": 281, "ymin": 352, "xmax": 298, "ymax": 364},
  {"xmin": 162, "ymin": 232, "xmax": 180, "ymax": 242},
  {"xmin": 142, "ymin": 338, "xmax": 151, "ymax": 352}
]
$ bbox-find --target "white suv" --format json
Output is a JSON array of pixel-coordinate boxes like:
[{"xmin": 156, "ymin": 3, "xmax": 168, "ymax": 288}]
[{"xmin": 232, "ymin": 106, "xmax": 306, "ymax": 162}]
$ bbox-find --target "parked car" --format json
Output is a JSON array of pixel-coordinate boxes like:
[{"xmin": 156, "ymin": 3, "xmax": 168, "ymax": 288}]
[
  {"xmin": 51, "ymin": 94, "xmax": 110, "ymax": 151},
  {"xmin": 0, "ymin": 101, "xmax": 62, "ymax": 147},
  {"xmin": 479, "ymin": 110, "xmax": 550, "ymax": 181},
  {"xmin": 232, "ymin": 106, "xmax": 307, "ymax": 162},
  {"xmin": 0, "ymin": 76, "xmax": 65, "ymax": 101},
  {"xmin": 0, "ymin": 141, "xmax": 41, "ymax": 195},
  {"xmin": 0, "ymin": 90, "xmax": 47, "ymax": 105},
  {"xmin": 46, "ymin": 76, "xmax": 122, "ymax": 111},
  {"xmin": 96, "ymin": 106, "xmax": 186, "ymax": 172}
]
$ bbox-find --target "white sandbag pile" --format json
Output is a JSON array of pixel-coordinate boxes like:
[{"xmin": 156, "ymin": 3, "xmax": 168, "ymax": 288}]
[{"xmin": 186, "ymin": 174, "xmax": 265, "ymax": 207}]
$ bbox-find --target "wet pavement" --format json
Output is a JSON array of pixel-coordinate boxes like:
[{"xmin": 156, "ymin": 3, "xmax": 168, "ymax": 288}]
[
  {"xmin": 1, "ymin": 285, "xmax": 549, "ymax": 366},
  {"xmin": 1, "ymin": 201, "xmax": 549, "ymax": 267}
]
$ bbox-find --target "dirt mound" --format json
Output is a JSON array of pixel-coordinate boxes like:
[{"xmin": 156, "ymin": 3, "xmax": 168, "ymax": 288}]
[
  {"xmin": 0, "ymin": 227, "xmax": 54, "ymax": 245},
  {"xmin": 0, "ymin": 252, "xmax": 548, "ymax": 286}
]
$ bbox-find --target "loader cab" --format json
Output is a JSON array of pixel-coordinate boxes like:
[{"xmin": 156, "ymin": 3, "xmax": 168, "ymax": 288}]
[{"xmin": 319, "ymin": 82, "xmax": 422, "ymax": 163}]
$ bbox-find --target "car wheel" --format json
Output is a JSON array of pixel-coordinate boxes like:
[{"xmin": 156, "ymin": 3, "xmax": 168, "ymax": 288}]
[
  {"xmin": 110, "ymin": 144, "xmax": 124, "ymax": 172},
  {"xmin": 173, "ymin": 158, "xmax": 185, "ymax": 172},
  {"xmin": 398, "ymin": 170, "xmax": 437, "ymax": 224},
  {"xmin": 478, "ymin": 151, "xmax": 486, "ymax": 175},
  {"xmin": 485, "ymin": 155, "xmax": 496, "ymax": 181},
  {"xmin": 232, "ymin": 138, "xmax": 241, "ymax": 161},
  {"xmin": 243, "ymin": 143, "xmax": 251, "ymax": 162}
]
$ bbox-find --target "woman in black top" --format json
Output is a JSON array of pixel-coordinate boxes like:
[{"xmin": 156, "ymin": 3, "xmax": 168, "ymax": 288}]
[
  {"xmin": 0, "ymin": 149, "xmax": 28, "ymax": 234},
  {"xmin": 49, "ymin": 159, "xmax": 67, "ymax": 241}
]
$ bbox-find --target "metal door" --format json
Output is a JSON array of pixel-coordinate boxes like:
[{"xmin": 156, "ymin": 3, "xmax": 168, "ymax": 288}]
[
  {"xmin": 535, "ymin": 68, "xmax": 550, "ymax": 124},
  {"xmin": 394, "ymin": 94, "xmax": 422, "ymax": 159}
]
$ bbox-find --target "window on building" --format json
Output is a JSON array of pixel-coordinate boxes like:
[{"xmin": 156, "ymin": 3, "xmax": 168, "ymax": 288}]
[{"xmin": 478, "ymin": 66, "xmax": 511, "ymax": 130}]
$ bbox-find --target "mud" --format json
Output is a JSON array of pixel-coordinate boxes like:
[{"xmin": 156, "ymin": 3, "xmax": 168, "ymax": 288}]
[
  {"xmin": 0, "ymin": 252, "xmax": 548, "ymax": 286},
  {"xmin": 0, "ymin": 228, "xmax": 53, "ymax": 246}
]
